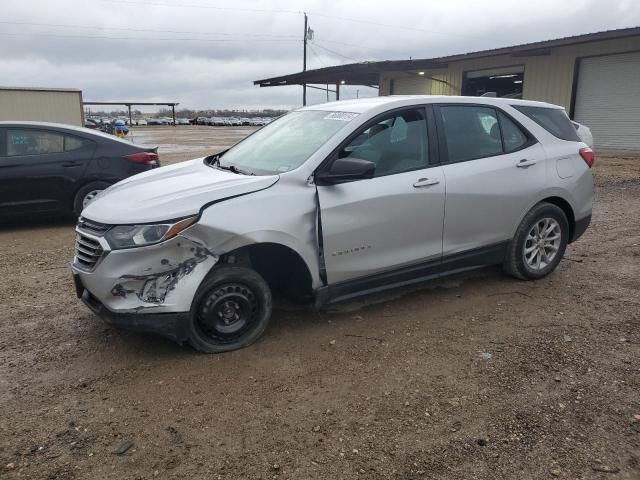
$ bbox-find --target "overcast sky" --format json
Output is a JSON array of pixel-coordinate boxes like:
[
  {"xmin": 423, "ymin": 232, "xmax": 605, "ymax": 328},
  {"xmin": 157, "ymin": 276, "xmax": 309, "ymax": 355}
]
[{"xmin": 2, "ymin": 0, "xmax": 639, "ymax": 111}]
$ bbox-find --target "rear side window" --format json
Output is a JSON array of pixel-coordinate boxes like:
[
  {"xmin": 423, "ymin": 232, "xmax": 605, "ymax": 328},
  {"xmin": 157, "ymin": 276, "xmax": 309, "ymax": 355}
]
[
  {"xmin": 513, "ymin": 105, "xmax": 580, "ymax": 141},
  {"xmin": 439, "ymin": 106, "xmax": 503, "ymax": 162},
  {"xmin": 498, "ymin": 112, "xmax": 528, "ymax": 152},
  {"xmin": 6, "ymin": 129, "xmax": 64, "ymax": 156}
]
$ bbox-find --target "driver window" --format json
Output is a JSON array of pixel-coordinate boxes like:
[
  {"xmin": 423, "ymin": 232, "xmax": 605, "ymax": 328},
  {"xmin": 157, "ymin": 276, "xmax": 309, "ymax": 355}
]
[{"xmin": 339, "ymin": 109, "xmax": 428, "ymax": 177}]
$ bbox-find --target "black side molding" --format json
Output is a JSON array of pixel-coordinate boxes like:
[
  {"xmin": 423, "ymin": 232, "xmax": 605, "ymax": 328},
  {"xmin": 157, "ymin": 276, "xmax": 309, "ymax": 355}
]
[{"xmin": 316, "ymin": 241, "xmax": 508, "ymax": 307}]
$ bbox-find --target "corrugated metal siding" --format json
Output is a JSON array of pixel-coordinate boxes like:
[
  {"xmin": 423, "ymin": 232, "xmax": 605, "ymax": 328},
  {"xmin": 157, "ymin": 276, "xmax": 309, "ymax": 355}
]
[
  {"xmin": 381, "ymin": 35, "xmax": 640, "ymax": 111},
  {"xmin": 392, "ymin": 76, "xmax": 432, "ymax": 94},
  {"xmin": 574, "ymin": 52, "xmax": 640, "ymax": 150},
  {"xmin": 0, "ymin": 89, "xmax": 83, "ymax": 126}
]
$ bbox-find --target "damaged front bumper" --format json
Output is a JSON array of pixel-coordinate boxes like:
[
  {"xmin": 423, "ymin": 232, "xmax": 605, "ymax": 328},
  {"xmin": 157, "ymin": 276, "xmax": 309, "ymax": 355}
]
[
  {"xmin": 71, "ymin": 231, "xmax": 219, "ymax": 338},
  {"xmin": 74, "ymin": 280, "xmax": 191, "ymax": 342}
]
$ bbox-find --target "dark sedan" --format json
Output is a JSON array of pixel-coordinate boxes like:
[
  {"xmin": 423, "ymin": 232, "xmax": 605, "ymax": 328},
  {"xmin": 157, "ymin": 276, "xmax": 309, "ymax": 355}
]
[{"xmin": 0, "ymin": 122, "xmax": 160, "ymax": 217}]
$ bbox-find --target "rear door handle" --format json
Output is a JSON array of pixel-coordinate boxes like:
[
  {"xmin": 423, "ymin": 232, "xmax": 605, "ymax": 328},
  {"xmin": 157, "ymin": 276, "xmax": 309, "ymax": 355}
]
[
  {"xmin": 62, "ymin": 161, "xmax": 82, "ymax": 168},
  {"xmin": 413, "ymin": 178, "xmax": 440, "ymax": 188},
  {"xmin": 516, "ymin": 159, "xmax": 537, "ymax": 168}
]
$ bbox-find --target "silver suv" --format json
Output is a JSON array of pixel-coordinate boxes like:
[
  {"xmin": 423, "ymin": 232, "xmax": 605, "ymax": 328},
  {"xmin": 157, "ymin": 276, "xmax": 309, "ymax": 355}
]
[{"xmin": 71, "ymin": 96, "xmax": 594, "ymax": 352}]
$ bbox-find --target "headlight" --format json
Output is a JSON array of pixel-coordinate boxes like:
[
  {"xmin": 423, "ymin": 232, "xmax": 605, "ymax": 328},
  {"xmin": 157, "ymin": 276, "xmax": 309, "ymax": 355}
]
[{"xmin": 105, "ymin": 216, "xmax": 197, "ymax": 249}]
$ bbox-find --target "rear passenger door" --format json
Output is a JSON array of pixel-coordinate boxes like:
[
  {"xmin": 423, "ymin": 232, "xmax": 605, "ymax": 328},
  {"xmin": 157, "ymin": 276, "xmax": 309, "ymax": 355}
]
[{"xmin": 435, "ymin": 104, "xmax": 546, "ymax": 258}]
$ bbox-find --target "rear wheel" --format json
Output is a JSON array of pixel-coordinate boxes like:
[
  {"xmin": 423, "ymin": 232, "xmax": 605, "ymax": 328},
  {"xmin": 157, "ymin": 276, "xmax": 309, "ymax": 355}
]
[
  {"xmin": 504, "ymin": 202, "xmax": 569, "ymax": 280},
  {"xmin": 188, "ymin": 266, "xmax": 272, "ymax": 353},
  {"xmin": 73, "ymin": 181, "xmax": 111, "ymax": 216}
]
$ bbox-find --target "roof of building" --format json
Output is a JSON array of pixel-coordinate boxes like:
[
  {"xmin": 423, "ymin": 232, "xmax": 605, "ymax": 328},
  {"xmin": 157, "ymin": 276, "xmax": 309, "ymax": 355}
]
[
  {"xmin": 0, "ymin": 86, "xmax": 81, "ymax": 93},
  {"xmin": 254, "ymin": 26, "xmax": 640, "ymax": 87}
]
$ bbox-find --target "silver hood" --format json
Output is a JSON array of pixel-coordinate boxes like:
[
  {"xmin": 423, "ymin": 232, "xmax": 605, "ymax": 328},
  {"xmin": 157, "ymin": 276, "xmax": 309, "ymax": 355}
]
[{"xmin": 81, "ymin": 158, "xmax": 279, "ymax": 224}]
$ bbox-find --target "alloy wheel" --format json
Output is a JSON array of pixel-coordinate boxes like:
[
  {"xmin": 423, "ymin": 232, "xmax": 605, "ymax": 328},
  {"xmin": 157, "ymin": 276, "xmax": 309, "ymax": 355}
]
[
  {"xmin": 82, "ymin": 190, "xmax": 103, "ymax": 209},
  {"xmin": 523, "ymin": 217, "xmax": 562, "ymax": 271}
]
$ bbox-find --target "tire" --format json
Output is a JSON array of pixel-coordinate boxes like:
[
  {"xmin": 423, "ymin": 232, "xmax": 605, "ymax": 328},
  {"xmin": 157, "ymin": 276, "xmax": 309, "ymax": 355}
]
[
  {"xmin": 73, "ymin": 181, "xmax": 111, "ymax": 216},
  {"xmin": 503, "ymin": 202, "xmax": 569, "ymax": 280},
  {"xmin": 187, "ymin": 266, "xmax": 273, "ymax": 353}
]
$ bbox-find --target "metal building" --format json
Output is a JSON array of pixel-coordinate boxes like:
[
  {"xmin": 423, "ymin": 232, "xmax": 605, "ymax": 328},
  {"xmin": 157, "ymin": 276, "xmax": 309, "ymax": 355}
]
[
  {"xmin": 0, "ymin": 87, "xmax": 84, "ymax": 126},
  {"xmin": 255, "ymin": 27, "xmax": 640, "ymax": 150}
]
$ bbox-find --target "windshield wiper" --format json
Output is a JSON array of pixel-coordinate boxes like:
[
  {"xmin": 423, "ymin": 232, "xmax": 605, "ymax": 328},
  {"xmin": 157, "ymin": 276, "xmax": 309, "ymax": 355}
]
[
  {"xmin": 208, "ymin": 152, "xmax": 255, "ymax": 175},
  {"xmin": 214, "ymin": 161, "xmax": 255, "ymax": 176}
]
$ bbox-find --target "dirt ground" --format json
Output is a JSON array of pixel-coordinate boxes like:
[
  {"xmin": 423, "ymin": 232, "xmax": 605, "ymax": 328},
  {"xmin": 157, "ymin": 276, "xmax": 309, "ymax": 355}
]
[{"xmin": 0, "ymin": 127, "xmax": 638, "ymax": 480}]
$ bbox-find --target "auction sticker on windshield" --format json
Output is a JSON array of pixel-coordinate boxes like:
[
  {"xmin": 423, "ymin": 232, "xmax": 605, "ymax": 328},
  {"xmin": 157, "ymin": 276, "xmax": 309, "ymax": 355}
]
[{"xmin": 324, "ymin": 112, "xmax": 359, "ymax": 121}]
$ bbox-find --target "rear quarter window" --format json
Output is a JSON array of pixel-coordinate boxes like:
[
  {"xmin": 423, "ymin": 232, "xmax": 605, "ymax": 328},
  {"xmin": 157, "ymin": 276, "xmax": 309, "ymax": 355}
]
[
  {"xmin": 65, "ymin": 135, "xmax": 95, "ymax": 152},
  {"xmin": 513, "ymin": 105, "xmax": 580, "ymax": 142}
]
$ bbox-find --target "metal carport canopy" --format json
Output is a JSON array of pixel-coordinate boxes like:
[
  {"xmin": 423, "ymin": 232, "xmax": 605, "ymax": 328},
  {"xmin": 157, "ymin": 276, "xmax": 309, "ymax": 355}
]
[
  {"xmin": 254, "ymin": 27, "xmax": 640, "ymax": 89},
  {"xmin": 253, "ymin": 60, "xmax": 448, "ymax": 88},
  {"xmin": 83, "ymin": 101, "xmax": 180, "ymax": 126}
]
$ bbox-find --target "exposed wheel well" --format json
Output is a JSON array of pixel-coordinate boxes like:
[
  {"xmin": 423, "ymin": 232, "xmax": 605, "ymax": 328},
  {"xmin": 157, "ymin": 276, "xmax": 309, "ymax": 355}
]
[
  {"xmin": 540, "ymin": 196, "xmax": 575, "ymax": 241},
  {"xmin": 218, "ymin": 243, "xmax": 314, "ymax": 305}
]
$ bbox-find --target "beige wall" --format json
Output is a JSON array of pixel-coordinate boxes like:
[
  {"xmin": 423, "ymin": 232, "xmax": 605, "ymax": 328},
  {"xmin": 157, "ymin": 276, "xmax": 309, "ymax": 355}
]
[
  {"xmin": 379, "ymin": 35, "xmax": 640, "ymax": 111},
  {"xmin": 0, "ymin": 89, "xmax": 83, "ymax": 126}
]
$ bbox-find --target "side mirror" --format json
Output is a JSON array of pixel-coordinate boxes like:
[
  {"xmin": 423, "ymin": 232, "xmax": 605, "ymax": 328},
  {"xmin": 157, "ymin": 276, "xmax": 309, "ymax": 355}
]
[{"xmin": 315, "ymin": 157, "xmax": 375, "ymax": 185}]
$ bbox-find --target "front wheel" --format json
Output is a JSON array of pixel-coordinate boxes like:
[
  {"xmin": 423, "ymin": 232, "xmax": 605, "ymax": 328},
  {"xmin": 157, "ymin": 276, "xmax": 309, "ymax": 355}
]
[
  {"xmin": 504, "ymin": 202, "xmax": 569, "ymax": 280},
  {"xmin": 188, "ymin": 266, "xmax": 272, "ymax": 353}
]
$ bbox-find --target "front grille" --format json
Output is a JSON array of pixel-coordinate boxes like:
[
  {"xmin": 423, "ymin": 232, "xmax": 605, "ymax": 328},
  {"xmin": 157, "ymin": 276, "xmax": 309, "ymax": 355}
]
[
  {"xmin": 74, "ymin": 233, "xmax": 104, "ymax": 271},
  {"xmin": 77, "ymin": 217, "xmax": 111, "ymax": 235}
]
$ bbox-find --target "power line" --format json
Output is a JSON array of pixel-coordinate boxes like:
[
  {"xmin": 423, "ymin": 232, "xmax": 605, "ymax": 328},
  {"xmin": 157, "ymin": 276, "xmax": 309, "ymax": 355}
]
[
  {"xmin": 99, "ymin": 0, "xmax": 499, "ymax": 44},
  {"xmin": 312, "ymin": 38, "xmax": 388, "ymax": 52},
  {"xmin": 307, "ymin": 43, "xmax": 328, "ymax": 68},
  {"xmin": 103, "ymin": 0, "xmax": 301, "ymax": 14},
  {"xmin": 0, "ymin": 20, "xmax": 297, "ymax": 39},
  {"xmin": 310, "ymin": 42, "xmax": 361, "ymax": 63},
  {"xmin": 0, "ymin": 6, "xmax": 500, "ymax": 66},
  {"xmin": 309, "ymin": 12, "xmax": 500, "ymax": 43},
  {"xmin": 0, "ymin": 32, "xmax": 298, "ymax": 44}
]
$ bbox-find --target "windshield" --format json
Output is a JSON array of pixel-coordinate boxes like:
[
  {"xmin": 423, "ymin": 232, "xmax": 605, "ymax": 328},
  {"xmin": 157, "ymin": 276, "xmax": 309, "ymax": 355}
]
[{"xmin": 217, "ymin": 110, "xmax": 357, "ymax": 175}]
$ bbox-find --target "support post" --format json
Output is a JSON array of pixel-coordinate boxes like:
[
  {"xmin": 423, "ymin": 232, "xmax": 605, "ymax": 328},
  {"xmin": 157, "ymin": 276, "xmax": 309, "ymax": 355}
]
[
  {"xmin": 127, "ymin": 105, "xmax": 132, "ymax": 126},
  {"xmin": 302, "ymin": 12, "xmax": 308, "ymax": 106},
  {"xmin": 336, "ymin": 83, "xmax": 340, "ymax": 101},
  {"xmin": 172, "ymin": 105, "xmax": 176, "ymax": 126}
]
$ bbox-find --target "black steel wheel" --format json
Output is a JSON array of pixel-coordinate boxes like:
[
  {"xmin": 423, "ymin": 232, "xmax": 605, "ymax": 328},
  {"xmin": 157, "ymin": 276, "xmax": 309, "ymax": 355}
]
[{"xmin": 188, "ymin": 266, "xmax": 272, "ymax": 353}]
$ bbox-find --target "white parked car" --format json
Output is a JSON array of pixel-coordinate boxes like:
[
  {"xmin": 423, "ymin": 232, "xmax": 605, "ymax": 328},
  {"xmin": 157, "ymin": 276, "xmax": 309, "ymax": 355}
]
[
  {"xmin": 72, "ymin": 96, "xmax": 594, "ymax": 353},
  {"xmin": 136, "ymin": 119, "xmax": 148, "ymax": 126}
]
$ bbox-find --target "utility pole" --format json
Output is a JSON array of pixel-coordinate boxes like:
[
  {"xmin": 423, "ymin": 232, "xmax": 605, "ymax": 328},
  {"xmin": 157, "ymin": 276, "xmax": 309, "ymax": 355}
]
[{"xmin": 302, "ymin": 12, "xmax": 308, "ymax": 106}]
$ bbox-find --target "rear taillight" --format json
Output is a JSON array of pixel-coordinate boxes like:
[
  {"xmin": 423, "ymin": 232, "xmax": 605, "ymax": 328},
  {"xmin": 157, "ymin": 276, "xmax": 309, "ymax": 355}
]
[
  {"xmin": 125, "ymin": 151, "xmax": 159, "ymax": 165},
  {"xmin": 579, "ymin": 147, "xmax": 595, "ymax": 168}
]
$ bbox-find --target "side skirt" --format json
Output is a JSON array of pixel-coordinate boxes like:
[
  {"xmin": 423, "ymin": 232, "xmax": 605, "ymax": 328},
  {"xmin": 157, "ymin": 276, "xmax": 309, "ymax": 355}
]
[{"xmin": 315, "ymin": 241, "xmax": 508, "ymax": 307}]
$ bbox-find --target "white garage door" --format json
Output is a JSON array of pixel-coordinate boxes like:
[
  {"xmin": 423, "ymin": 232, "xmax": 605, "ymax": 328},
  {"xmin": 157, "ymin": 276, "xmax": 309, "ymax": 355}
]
[{"xmin": 574, "ymin": 52, "xmax": 640, "ymax": 150}]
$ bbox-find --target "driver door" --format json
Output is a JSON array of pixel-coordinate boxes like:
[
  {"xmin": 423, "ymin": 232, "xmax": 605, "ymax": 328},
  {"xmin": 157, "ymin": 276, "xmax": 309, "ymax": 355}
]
[{"xmin": 316, "ymin": 107, "xmax": 445, "ymax": 286}]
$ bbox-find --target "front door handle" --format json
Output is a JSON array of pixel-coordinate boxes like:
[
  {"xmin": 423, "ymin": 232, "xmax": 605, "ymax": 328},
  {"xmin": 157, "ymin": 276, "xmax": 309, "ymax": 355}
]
[
  {"xmin": 62, "ymin": 161, "xmax": 82, "ymax": 168},
  {"xmin": 413, "ymin": 178, "xmax": 440, "ymax": 188},
  {"xmin": 516, "ymin": 159, "xmax": 537, "ymax": 168}
]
